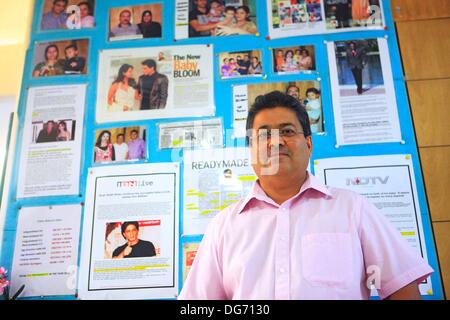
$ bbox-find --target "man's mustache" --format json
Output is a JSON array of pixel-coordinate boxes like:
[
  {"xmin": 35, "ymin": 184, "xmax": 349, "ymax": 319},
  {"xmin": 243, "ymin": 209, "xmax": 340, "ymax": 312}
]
[{"xmin": 267, "ymin": 146, "xmax": 290, "ymax": 157}]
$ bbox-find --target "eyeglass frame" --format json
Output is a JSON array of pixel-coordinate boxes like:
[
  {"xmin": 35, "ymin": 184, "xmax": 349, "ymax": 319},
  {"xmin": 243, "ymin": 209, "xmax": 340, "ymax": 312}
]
[{"xmin": 249, "ymin": 127, "xmax": 305, "ymax": 144}]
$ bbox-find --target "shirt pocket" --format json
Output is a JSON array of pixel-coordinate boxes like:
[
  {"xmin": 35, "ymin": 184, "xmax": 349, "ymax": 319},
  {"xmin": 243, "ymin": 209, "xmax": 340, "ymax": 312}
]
[{"xmin": 301, "ymin": 233, "xmax": 353, "ymax": 289}]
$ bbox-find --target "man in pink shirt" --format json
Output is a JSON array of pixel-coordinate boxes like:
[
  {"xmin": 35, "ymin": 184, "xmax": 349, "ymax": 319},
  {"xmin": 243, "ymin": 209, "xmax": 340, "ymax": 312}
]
[{"xmin": 179, "ymin": 91, "xmax": 433, "ymax": 300}]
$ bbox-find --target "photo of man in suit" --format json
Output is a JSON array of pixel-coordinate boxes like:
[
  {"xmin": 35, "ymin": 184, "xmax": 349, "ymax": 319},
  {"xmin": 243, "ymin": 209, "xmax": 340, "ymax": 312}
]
[
  {"xmin": 346, "ymin": 41, "xmax": 367, "ymax": 94},
  {"xmin": 137, "ymin": 59, "xmax": 168, "ymax": 110}
]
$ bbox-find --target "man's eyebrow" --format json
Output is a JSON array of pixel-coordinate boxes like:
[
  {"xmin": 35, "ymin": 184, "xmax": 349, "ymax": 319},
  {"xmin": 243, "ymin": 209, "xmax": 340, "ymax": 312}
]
[{"xmin": 278, "ymin": 123, "xmax": 297, "ymax": 128}]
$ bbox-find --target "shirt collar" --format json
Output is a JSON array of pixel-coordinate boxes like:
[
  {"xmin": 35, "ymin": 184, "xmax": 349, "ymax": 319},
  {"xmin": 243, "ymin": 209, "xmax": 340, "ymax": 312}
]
[{"xmin": 236, "ymin": 172, "xmax": 332, "ymax": 214}]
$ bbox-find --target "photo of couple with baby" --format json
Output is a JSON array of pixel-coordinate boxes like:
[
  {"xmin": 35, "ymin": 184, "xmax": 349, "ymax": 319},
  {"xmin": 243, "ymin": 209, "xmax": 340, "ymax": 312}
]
[
  {"xmin": 40, "ymin": 0, "xmax": 94, "ymax": 30},
  {"xmin": 32, "ymin": 40, "xmax": 88, "ymax": 77},
  {"xmin": 273, "ymin": 45, "xmax": 316, "ymax": 74},
  {"xmin": 189, "ymin": 0, "xmax": 257, "ymax": 37}
]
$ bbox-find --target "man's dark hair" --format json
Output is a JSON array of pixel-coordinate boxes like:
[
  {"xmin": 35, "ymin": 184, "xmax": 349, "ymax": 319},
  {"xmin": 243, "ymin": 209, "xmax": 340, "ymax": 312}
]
[
  {"xmin": 285, "ymin": 85, "xmax": 299, "ymax": 94},
  {"xmin": 245, "ymin": 91, "xmax": 311, "ymax": 145},
  {"xmin": 130, "ymin": 129, "xmax": 139, "ymax": 135},
  {"xmin": 116, "ymin": 133, "xmax": 124, "ymax": 139},
  {"xmin": 305, "ymin": 87, "xmax": 320, "ymax": 96},
  {"xmin": 121, "ymin": 221, "xmax": 139, "ymax": 237},
  {"xmin": 142, "ymin": 59, "xmax": 157, "ymax": 70},
  {"xmin": 44, "ymin": 120, "xmax": 56, "ymax": 131},
  {"xmin": 141, "ymin": 10, "xmax": 153, "ymax": 20},
  {"xmin": 120, "ymin": 9, "xmax": 132, "ymax": 17},
  {"xmin": 210, "ymin": 0, "xmax": 224, "ymax": 5},
  {"xmin": 224, "ymin": 6, "xmax": 236, "ymax": 13},
  {"xmin": 53, "ymin": 0, "xmax": 68, "ymax": 5},
  {"xmin": 78, "ymin": 1, "xmax": 91, "ymax": 12},
  {"xmin": 65, "ymin": 44, "xmax": 78, "ymax": 52}
]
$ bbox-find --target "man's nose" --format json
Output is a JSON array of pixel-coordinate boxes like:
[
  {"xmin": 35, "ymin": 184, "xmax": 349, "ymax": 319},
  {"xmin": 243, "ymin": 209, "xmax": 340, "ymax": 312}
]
[{"xmin": 268, "ymin": 133, "xmax": 286, "ymax": 147}]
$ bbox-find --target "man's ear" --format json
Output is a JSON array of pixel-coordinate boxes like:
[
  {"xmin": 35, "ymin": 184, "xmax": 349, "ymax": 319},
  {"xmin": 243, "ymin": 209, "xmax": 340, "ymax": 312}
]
[{"xmin": 306, "ymin": 135, "xmax": 313, "ymax": 154}]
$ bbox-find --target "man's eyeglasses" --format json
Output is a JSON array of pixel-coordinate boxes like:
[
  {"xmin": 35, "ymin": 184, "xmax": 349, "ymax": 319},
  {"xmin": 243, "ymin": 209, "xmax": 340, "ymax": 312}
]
[{"xmin": 252, "ymin": 128, "xmax": 304, "ymax": 143}]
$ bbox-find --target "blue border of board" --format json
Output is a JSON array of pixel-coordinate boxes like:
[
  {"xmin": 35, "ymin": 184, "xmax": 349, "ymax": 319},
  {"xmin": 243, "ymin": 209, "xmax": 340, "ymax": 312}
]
[{"xmin": 0, "ymin": 0, "xmax": 444, "ymax": 300}]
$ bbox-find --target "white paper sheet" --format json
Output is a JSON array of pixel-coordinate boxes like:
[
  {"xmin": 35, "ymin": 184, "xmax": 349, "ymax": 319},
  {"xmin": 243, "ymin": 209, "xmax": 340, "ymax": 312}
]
[
  {"xmin": 232, "ymin": 84, "xmax": 249, "ymax": 138},
  {"xmin": 11, "ymin": 204, "xmax": 82, "ymax": 297},
  {"xmin": 314, "ymin": 154, "xmax": 432, "ymax": 296},
  {"xmin": 78, "ymin": 163, "xmax": 179, "ymax": 300},
  {"xmin": 183, "ymin": 147, "xmax": 256, "ymax": 235},
  {"xmin": 327, "ymin": 38, "xmax": 401, "ymax": 146},
  {"xmin": 158, "ymin": 118, "xmax": 223, "ymax": 149},
  {"xmin": 16, "ymin": 85, "xmax": 86, "ymax": 198}
]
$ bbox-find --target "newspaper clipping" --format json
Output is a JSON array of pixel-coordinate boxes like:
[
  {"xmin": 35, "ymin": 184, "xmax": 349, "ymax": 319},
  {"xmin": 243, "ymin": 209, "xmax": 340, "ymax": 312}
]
[
  {"xmin": 158, "ymin": 118, "xmax": 223, "ymax": 149},
  {"xmin": 78, "ymin": 163, "xmax": 179, "ymax": 299},
  {"xmin": 11, "ymin": 205, "xmax": 82, "ymax": 297},
  {"xmin": 267, "ymin": 0, "xmax": 384, "ymax": 39},
  {"xmin": 96, "ymin": 44, "xmax": 214, "ymax": 123},
  {"xmin": 17, "ymin": 85, "xmax": 86, "ymax": 198},
  {"xmin": 183, "ymin": 147, "xmax": 256, "ymax": 235},
  {"xmin": 327, "ymin": 38, "xmax": 401, "ymax": 146}
]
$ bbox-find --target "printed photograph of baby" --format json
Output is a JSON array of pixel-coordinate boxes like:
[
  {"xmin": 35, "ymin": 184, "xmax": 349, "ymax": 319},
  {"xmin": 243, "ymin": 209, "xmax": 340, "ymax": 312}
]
[
  {"xmin": 188, "ymin": 0, "xmax": 257, "ymax": 37},
  {"xmin": 40, "ymin": 0, "xmax": 95, "ymax": 30},
  {"xmin": 32, "ymin": 39, "xmax": 88, "ymax": 77},
  {"xmin": 219, "ymin": 50, "xmax": 262, "ymax": 79},
  {"xmin": 272, "ymin": 45, "xmax": 315, "ymax": 74}
]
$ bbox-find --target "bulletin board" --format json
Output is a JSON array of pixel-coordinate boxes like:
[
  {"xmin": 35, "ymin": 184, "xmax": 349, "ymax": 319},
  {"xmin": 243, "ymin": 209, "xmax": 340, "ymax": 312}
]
[{"xmin": 0, "ymin": 0, "xmax": 444, "ymax": 300}]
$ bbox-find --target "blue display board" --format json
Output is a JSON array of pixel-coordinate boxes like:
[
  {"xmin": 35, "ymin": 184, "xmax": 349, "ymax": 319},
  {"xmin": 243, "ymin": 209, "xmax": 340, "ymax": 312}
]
[{"xmin": 0, "ymin": 0, "xmax": 444, "ymax": 300}]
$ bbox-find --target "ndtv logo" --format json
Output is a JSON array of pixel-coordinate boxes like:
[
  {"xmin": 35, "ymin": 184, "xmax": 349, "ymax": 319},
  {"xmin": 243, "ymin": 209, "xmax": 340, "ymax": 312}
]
[{"xmin": 346, "ymin": 176, "xmax": 389, "ymax": 186}]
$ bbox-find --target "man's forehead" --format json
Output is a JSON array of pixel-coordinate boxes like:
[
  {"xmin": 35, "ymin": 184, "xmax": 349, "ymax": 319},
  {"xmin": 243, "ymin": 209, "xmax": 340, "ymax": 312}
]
[{"xmin": 253, "ymin": 108, "xmax": 300, "ymax": 127}]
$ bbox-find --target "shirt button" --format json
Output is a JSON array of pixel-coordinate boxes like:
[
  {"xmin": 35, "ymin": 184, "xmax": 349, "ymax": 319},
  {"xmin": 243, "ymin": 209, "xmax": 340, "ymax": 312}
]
[{"xmin": 279, "ymin": 268, "xmax": 286, "ymax": 273}]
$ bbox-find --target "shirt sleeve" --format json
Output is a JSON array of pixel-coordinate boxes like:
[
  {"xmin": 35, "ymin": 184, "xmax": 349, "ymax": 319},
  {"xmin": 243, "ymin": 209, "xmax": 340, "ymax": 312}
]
[
  {"xmin": 78, "ymin": 57, "xmax": 86, "ymax": 71},
  {"xmin": 137, "ymin": 77, "xmax": 142, "ymax": 95},
  {"xmin": 188, "ymin": 10, "xmax": 197, "ymax": 22},
  {"xmin": 358, "ymin": 195, "xmax": 433, "ymax": 299},
  {"xmin": 178, "ymin": 215, "xmax": 227, "ymax": 300},
  {"xmin": 112, "ymin": 245, "xmax": 122, "ymax": 257},
  {"xmin": 34, "ymin": 62, "xmax": 43, "ymax": 73},
  {"xmin": 148, "ymin": 241, "xmax": 156, "ymax": 257}
]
